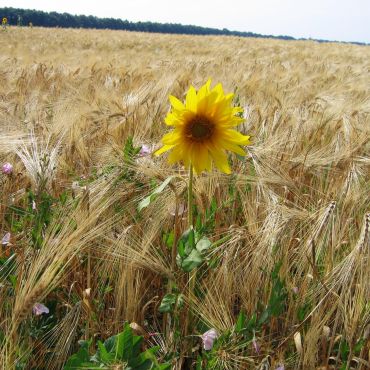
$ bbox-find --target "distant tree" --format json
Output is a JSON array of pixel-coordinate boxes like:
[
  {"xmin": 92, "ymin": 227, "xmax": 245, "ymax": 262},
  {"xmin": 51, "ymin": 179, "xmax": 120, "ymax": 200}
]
[{"xmin": 0, "ymin": 7, "xmax": 366, "ymax": 45}]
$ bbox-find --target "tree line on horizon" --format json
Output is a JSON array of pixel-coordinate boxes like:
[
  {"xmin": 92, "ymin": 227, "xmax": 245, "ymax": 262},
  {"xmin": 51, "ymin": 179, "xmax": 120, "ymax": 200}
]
[{"xmin": 1, "ymin": 7, "xmax": 367, "ymax": 46}]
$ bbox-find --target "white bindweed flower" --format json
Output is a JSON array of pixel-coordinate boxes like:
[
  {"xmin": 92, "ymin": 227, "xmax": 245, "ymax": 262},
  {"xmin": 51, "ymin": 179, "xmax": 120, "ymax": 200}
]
[
  {"xmin": 201, "ymin": 328, "xmax": 218, "ymax": 351},
  {"xmin": 169, "ymin": 203, "xmax": 186, "ymax": 217},
  {"xmin": 32, "ymin": 303, "xmax": 49, "ymax": 316},
  {"xmin": 1, "ymin": 232, "xmax": 10, "ymax": 246},
  {"xmin": 2, "ymin": 162, "xmax": 13, "ymax": 175}
]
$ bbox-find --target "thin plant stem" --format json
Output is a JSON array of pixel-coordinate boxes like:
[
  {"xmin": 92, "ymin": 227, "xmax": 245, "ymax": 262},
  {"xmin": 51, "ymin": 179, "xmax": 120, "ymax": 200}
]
[
  {"xmin": 83, "ymin": 186, "xmax": 91, "ymax": 341},
  {"xmin": 171, "ymin": 189, "xmax": 181, "ymax": 273},
  {"xmin": 186, "ymin": 165, "xmax": 196, "ymax": 344},
  {"xmin": 166, "ymin": 188, "xmax": 180, "ymax": 341},
  {"xmin": 187, "ymin": 165, "xmax": 194, "ymax": 228},
  {"xmin": 87, "ymin": 251, "xmax": 91, "ymax": 291}
]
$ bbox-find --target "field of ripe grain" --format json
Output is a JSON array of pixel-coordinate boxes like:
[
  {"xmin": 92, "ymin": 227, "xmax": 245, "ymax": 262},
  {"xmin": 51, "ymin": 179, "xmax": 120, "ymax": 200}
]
[{"xmin": 0, "ymin": 26, "xmax": 369, "ymax": 369}]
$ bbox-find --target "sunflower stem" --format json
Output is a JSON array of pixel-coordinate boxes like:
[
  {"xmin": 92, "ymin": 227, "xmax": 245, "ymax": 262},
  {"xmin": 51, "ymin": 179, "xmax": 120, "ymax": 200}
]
[
  {"xmin": 187, "ymin": 165, "xmax": 194, "ymax": 228},
  {"xmin": 185, "ymin": 164, "xmax": 196, "ymax": 352}
]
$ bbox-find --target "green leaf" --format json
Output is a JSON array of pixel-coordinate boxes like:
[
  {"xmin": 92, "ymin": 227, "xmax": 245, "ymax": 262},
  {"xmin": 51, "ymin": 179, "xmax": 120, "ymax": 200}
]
[
  {"xmin": 129, "ymin": 346, "xmax": 159, "ymax": 368},
  {"xmin": 258, "ymin": 309, "xmax": 270, "ymax": 326},
  {"xmin": 354, "ymin": 339, "xmax": 365, "ymax": 354},
  {"xmin": 59, "ymin": 191, "xmax": 68, "ymax": 205},
  {"xmin": 177, "ymin": 228, "xmax": 194, "ymax": 260},
  {"xmin": 196, "ymin": 355, "xmax": 203, "ymax": 370},
  {"xmin": 123, "ymin": 136, "xmax": 141, "ymax": 163},
  {"xmin": 132, "ymin": 335, "xmax": 143, "ymax": 358},
  {"xmin": 132, "ymin": 360, "xmax": 153, "ymax": 370},
  {"xmin": 196, "ymin": 237, "xmax": 212, "ymax": 252},
  {"xmin": 235, "ymin": 310, "xmax": 246, "ymax": 333},
  {"xmin": 261, "ymin": 261, "xmax": 287, "ymax": 322},
  {"xmin": 179, "ymin": 228, "xmax": 194, "ymax": 247},
  {"xmin": 97, "ymin": 340, "xmax": 113, "ymax": 363},
  {"xmin": 177, "ymin": 241, "xmax": 185, "ymax": 258},
  {"xmin": 9, "ymin": 274, "xmax": 17, "ymax": 289},
  {"xmin": 103, "ymin": 335, "xmax": 116, "ymax": 353},
  {"xmin": 78, "ymin": 340, "xmax": 92, "ymax": 351},
  {"xmin": 246, "ymin": 313, "xmax": 257, "ymax": 331},
  {"xmin": 177, "ymin": 294, "xmax": 184, "ymax": 310},
  {"xmin": 180, "ymin": 248, "xmax": 203, "ymax": 272},
  {"xmin": 176, "ymin": 228, "xmax": 211, "ymax": 272},
  {"xmin": 340, "ymin": 339, "xmax": 350, "ymax": 361},
  {"xmin": 156, "ymin": 364, "xmax": 172, "ymax": 370},
  {"xmin": 195, "ymin": 214, "xmax": 202, "ymax": 230},
  {"xmin": 138, "ymin": 176, "xmax": 174, "ymax": 211},
  {"xmin": 159, "ymin": 293, "xmax": 177, "ymax": 313},
  {"xmin": 163, "ymin": 231, "xmax": 174, "ymax": 249},
  {"xmin": 63, "ymin": 340, "xmax": 92, "ymax": 369},
  {"xmin": 297, "ymin": 302, "xmax": 311, "ymax": 322},
  {"xmin": 64, "ymin": 324, "xmax": 170, "ymax": 370},
  {"xmin": 187, "ymin": 227, "xmax": 195, "ymax": 251},
  {"xmin": 117, "ymin": 323, "xmax": 134, "ymax": 361}
]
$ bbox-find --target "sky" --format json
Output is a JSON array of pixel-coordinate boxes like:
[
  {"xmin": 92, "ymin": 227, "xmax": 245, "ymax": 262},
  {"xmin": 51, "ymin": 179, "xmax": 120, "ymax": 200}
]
[{"xmin": 1, "ymin": 0, "xmax": 370, "ymax": 43}]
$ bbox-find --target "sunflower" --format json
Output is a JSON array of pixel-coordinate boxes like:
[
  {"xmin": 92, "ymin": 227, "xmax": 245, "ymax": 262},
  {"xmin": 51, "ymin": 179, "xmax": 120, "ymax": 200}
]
[{"xmin": 155, "ymin": 80, "xmax": 250, "ymax": 174}]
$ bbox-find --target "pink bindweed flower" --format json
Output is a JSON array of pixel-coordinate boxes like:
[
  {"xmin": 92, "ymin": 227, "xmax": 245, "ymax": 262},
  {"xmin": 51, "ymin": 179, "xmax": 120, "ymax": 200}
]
[
  {"xmin": 252, "ymin": 338, "xmax": 260, "ymax": 354},
  {"xmin": 201, "ymin": 328, "xmax": 218, "ymax": 351},
  {"xmin": 2, "ymin": 162, "xmax": 13, "ymax": 175},
  {"xmin": 1, "ymin": 232, "xmax": 10, "ymax": 246},
  {"xmin": 147, "ymin": 332, "xmax": 159, "ymax": 338},
  {"xmin": 138, "ymin": 144, "xmax": 152, "ymax": 157},
  {"xmin": 32, "ymin": 200, "xmax": 37, "ymax": 211},
  {"xmin": 32, "ymin": 303, "xmax": 49, "ymax": 316}
]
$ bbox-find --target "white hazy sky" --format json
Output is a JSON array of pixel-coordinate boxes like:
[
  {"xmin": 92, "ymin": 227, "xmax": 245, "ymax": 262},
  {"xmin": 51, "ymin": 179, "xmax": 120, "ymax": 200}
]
[{"xmin": 1, "ymin": 0, "xmax": 370, "ymax": 43}]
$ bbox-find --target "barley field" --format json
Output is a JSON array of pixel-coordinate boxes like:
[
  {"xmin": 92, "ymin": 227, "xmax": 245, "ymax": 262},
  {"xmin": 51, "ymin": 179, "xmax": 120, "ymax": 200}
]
[{"xmin": 0, "ymin": 26, "xmax": 369, "ymax": 369}]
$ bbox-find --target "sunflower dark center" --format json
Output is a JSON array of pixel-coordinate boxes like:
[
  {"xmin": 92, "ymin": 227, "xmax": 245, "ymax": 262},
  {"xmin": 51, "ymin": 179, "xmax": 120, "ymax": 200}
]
[{"xmin": 186, "ymin": 115, "xmax": 214, "ymax": 142}]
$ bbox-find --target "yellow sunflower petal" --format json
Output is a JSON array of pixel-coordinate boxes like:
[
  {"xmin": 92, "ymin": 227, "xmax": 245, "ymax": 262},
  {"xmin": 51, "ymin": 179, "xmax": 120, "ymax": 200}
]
[
  {"xmin": 208, "ymin": 145, "xmax": 231, "ymax": 174},
  {"xmin": 204, "ymin": 151, "xmax": 212, "ymax": 171},
  {"xmin": 164, "ymin": 112, "xmax": 181, "ymax": 126},
  {"xmin": 185, "ymin": 86, "xmax": 197, "ymax": 112},
  {"xmin": 191, "ymin": 145, "xmax": 211, "ymax": 174},
  {"xmin": 181, "ymin": 145, "xmax": 191, "ymax": 168},
  {"xmin": 212, "ymin": 100, "xmax": 237, "ymax": 121},
  {"xmin": 162, "ymin": 130, "xmax": 182, "ymax": 145},
  {"xmin": 167, "ymin": 143, "xmax": 192, "ymax": 168},
  {"xmin": 218, "ymin": 139, "xmax": 247, "ymax": 156},
  {"xmin": 232, "ymin": 106, "xmax": 243, "ymax": 114},
  {"xmin": 154, "ymin": 144, "xmax": 175, "ymax": 156},
  {"xmin": 224, "ymin": 130, "xmax": 251, "ymax": 145},
  {"xmin": 197, "ymin": 79, "xmax": 212, "ymax": 100},
  {"xmin": 197, "ymin": 91, "xmax": 219, "ymax": 116},
  {"xmin": 212, "ymin": 83, "xmax": 225, "ymax": 98},
  {"xmin": 169, "ymin": 95, "xmax": 185, "ymax": 111},
  {"xmin": 224, "ymin": 93, "xmax": 234, "ymax": 101},
  {"xmin": 218, "ymin": 116, "xmax": 245, "ymax": 127},
  {"xmin": 168, "ymin": 145, "xmax": 184, "ymax": 164}
]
